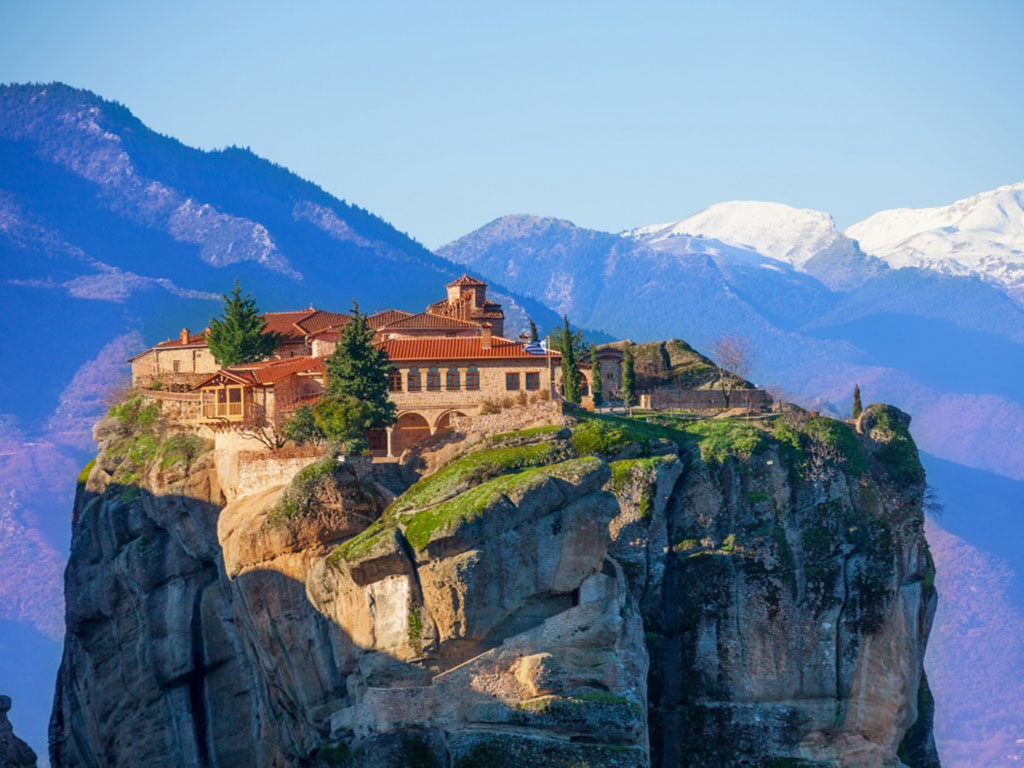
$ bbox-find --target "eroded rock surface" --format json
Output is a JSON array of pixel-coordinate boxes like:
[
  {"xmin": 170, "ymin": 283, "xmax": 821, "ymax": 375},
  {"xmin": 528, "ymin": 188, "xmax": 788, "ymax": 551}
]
[
  {"xmin": 50, "ymin": 401, "xmax": 939, "ymax": 767},
  {"xmin": 0, "ymin": 696, "xmax": 36, "ymax": 768}
]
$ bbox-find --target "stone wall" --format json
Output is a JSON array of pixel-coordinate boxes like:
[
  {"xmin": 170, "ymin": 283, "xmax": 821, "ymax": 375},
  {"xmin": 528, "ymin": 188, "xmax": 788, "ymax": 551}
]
[
  {"xmin": 645, "ymin": 387, "xmax": 770, "ymax": 411},
  {"xmin": 215, "ymin": 445, "xmax": 321, "ymax": 503}
]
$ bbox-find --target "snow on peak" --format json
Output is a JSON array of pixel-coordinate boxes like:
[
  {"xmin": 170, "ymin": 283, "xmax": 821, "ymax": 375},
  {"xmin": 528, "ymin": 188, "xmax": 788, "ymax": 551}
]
[
  {"xmin": 627, "ymin": 201, "xmax": 858, "ymax": 269},
  {"xmin": 846, "ymin": 182, "xmax": 1024, "ymax": 298}
]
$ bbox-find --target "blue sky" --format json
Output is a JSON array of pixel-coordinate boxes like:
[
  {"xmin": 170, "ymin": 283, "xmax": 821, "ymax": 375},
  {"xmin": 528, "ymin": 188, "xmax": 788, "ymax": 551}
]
[{"xmin": 2, "ymin": 1, "xmax": 1022, "ymax": 248}]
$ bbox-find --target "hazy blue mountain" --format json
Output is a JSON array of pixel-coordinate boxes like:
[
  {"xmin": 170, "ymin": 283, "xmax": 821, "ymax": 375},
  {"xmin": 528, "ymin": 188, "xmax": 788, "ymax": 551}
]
[{"xmin": 440, "ymin": 210, "xmax": 1024, "ymax": 766}]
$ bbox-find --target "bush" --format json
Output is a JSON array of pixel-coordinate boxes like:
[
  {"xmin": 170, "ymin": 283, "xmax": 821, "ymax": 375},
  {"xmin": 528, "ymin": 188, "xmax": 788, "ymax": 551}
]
[
  {"xmin": 159, "ymin": 433, "xmax": 210, "ymax": 470},
  {"xmin": 314, "ymin": 395, "xmax": 373, "ymax": 442},
  {"xmin": 283, "ymin": 404, "xmax": 325, "ymax": 445}
]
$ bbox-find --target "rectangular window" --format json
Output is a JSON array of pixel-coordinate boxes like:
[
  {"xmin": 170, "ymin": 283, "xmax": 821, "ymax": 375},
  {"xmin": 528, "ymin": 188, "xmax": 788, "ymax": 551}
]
[
  {"xmin": 525, "ymin": 372, "xmax": 540, "ymax": 391},
  {"xmin": 466, "ymin": 367, "xmax": 480, "ymax": 391},
  {"xmin": 388, "ymin": 370, "xmax": 403, "ymax": 392},
  {"xmin": 408, "ymin": 369, "xmax": 421, "ymax": 392},
  {"xmin": 505, "ymin": 372, "xmax": 520, "ymax": 390},
  {"xmin": 427, "ymin": 368, "xmax": 441, "ymax": 391},
  {"xmin": 446, "ymin": 367, "xmax": 460, "ymax": 390},
  {"xmin": 172, "ymin": 360, "xmax": 181, "ymax": 373},
  {"xmin": 228, "ymin": 387, "xmax": 243, "ymax": 416}
]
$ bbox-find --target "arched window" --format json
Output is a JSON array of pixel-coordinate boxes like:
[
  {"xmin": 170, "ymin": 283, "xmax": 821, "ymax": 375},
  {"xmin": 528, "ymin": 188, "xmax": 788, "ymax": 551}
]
[
  {"xmin": 388, "ymin": 369, "xmax": 403, "ymax": 392},
  {"xmin": 466, "ymin": 366, "xmax": 480, "ymax": 391},
  {"xmin": 446, "ymin": 367, "xmax": 460, "ymax": 390},
  {"xmin": 427, "ymin": 367, "xmax": 441, "ymax": 391},
  {"xmin": 407, "ymin": 368, "xmax": 421, "ymax": 392}
]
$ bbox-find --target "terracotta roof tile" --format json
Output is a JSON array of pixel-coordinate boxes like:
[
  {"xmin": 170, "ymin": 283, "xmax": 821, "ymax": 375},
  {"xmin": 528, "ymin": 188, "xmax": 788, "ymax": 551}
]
[
  {"xmin": 379, "ymin": 337, "xmax": 559, "ymax": 361},
  {"xmin": 367, "ymin": 309, "xmax": 414, "ymax": 329},
  {"xmin": 446, "ymin": 275, "xmax": 487, "ymax": 287},
  {"xmin": 295, "ymin": 311, "xmax": 351, "ymax": 335},
  {"xmin": 381, "ymin": 312, "xmax": 481, "ymax": 330},
  {"xmin": 194, "ymin": 356, "xmax": 326, "ymax": 389}
]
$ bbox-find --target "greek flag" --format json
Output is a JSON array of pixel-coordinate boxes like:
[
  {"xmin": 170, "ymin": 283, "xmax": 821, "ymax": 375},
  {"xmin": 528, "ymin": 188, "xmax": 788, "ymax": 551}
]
[{"xmin": 523, "ymin": 340, "xmax": 548, "ymax": 355}]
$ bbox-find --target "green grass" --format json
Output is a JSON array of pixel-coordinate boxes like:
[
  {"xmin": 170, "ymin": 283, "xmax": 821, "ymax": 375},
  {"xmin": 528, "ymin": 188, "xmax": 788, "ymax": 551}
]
[
  {"xmin": 682, "ymin": 419, "xmax": 767, "ymax": 463},
  {"xmin": 159, "ymin": 433, "xmax": 210, "ymax": 470},
  {"xmin": 402, "ymin": 457, "xmax": 603, "ymax": 551},
  {"xmin": 869, "ymin": 407, "xmax": 925, "ymax": 486},
  {"xmin": 802, "ymin": 417, "xmax": 869, "ymax": 475},
  {"xmin": 391, "ymin": 440, "xmax": 568, "ymax": 514},
  {"xmin": 108, "ymin": 394, "xmax": 162, "ymax": 430},
  {"xmin": 570, "ymin": 412, "xmax": 684, "ymax": 456},
  {"xmin": 328, "ymin": 520, "xmax": 392, "ymax": 565},
  {"xmin": 488, "ymin": 424, "xmax": 563, "ymax": 444}
]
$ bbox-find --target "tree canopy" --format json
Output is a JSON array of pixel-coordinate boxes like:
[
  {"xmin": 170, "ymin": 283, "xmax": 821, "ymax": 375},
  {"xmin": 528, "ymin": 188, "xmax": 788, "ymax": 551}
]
[
  {"xmin": 560, "ymin": 315, "xmax": 581, "ymax": 405},
  {"xmin": 320, "ymin": 302, "xmax": 396, "ymax": 432},
  {"xmin": 621, "ymin": 346, "xmax": 636, "ymax": 410},
  {"xmin": 590, "ymin": 344, "xmax": 603, "ymax": 408},
  {"xmin": 206, "ymin": 280, "xmax": 279, "ymax": 366}
]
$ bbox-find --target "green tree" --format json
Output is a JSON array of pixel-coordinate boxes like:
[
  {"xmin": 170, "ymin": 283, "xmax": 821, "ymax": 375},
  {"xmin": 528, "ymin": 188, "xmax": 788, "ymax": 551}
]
[
  {"xmin": 322, "ymin": 302, "xmax": 396, "ymax": 430},
  {"xmin": 528, "ymin": 319, "xmax": 539, "ymax": 343},
  {"xmin": 283, "ymin": 404, "xmax": 325, "ymax": 445},
  {"xmin": 852, "ymin": 383, "xmax": 863, "ymax": 419},
  {"xmin": 313, "ymin": 395, "xmax": 374, "ymax": 449},
  {"xmin": 548, "ymin": 321, "xmax": 587, "ymax": 359},
  {"xmin": 560, "ymin": 315, "xmax": 581, "ymax": 405},
  {"xmin": 621, "ymin": 346, "xmax": 636, "ymax": 412},
  {"xmin": 206, "ymin": 280, "xmax": 279, "ymax": 366},
  {"xmin": 590, "ymin": 344, "xmax": 603, "ymax": 408}
]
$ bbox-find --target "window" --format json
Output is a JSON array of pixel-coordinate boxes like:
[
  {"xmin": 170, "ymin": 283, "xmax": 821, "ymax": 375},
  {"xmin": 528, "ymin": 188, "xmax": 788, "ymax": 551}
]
[
  {"xmin": 427, "ymin": 367, "xmax": 441, "ymax": 391},
  {"xmin": 525, "ymin": 372, "xmax": 540, "ymax": 391},
  {"xmin": 172, "ymin": 360, "xmax": 181, "ymax": 373},
  {"xmin": 505, "ymin": 372, "xmax": 520, "ymax": 390},
  {"xmin": 446, "ymin": 367, "xmax": 460, "ymax": 390},
  {"xmin": 388, "ymin": 369, "xmax": 403, "ymax": 392},
  {"xmin": 581, "ymin": 380, "xmax": 589, "ymax": 396},
  {"xmin": 408, "ymin": 368, "xmax": 421, "ymax": 392},
  {"xmin": 466, "ymin": 366, "xmax": 480, "ymax": 391}
]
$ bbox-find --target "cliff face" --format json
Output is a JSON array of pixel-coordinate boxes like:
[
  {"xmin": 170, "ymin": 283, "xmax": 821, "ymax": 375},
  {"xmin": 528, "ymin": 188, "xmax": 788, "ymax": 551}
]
[
  {"xmin": 50, "ymin": 401, "xmax": 938, "ymax": 767},
  {"xmin": 0, "ymin": 696, "xmax": 37, "ymax": 767}
]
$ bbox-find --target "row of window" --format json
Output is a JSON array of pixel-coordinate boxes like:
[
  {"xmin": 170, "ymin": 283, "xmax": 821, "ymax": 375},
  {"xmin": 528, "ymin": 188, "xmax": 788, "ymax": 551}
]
[
  {"xmin": 387, "ymin": 368, "xmax": 543, "ymax": 392},
  {"xmin": 389, "ymin": 366, "xmax": 481, "ymax": 392}
]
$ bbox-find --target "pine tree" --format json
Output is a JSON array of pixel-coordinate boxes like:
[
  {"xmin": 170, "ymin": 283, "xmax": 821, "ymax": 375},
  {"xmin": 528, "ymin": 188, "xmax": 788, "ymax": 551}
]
[
  {"xmin": 852, "ymin": 383, "xmax": 863, "ymax": 419},
  {"xmin": 207, "ymin": 280, "xmax": 279, "ymax": 366},
  {"xmin": 590, "ymin": 344, "xmax": 603, "ymax": 408},
  {"xmin": 560, "ymin": 315, "xmax": 581, "ymax": 405},
  {"xmin": 528, "ymin": 319, "xmax": 539, "ymax": 343},
  {"xmin": 322, "ymin": 302, "xmax": 396, "ymax": 430},
  {"xmin": 621, "ymin": 346, "xmax": 636, "ymax": 412}
]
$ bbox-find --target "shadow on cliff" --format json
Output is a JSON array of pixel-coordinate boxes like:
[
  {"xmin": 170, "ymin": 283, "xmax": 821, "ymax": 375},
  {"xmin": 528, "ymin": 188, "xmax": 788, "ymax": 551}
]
[{"xmin": 53, "ymin": 483, "xmax": 420, "ymax": 767}]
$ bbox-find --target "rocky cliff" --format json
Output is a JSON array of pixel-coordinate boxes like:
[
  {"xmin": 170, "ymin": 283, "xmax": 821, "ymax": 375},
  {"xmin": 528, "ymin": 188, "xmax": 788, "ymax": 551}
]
[
  {"xmin": 0, "ymin": 696, "xmax": 37, "ymax": 767},
  {"xmin": 50, "ymin": 397, "xmax": 939, "ymax": 767}
]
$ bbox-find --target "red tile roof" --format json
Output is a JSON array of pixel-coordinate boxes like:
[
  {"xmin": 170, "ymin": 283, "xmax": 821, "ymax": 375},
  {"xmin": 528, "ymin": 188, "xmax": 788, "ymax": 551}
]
[
  {"xmin": 380, "ymin": 312, "xmax": 481, "ymax": 330},
  {"xmin": 295, "ymin": 310, "xmax": 351, "ymax": 335},
  {"xmin": 446, "ymin": 275, "xmax": 487, "ymax": 287},
  {"xmin": 379, "ymin": 337, "xmax": 559, "ymax": 361},
  {"xmin": 367, "ymin": 309, "xmax": 414, "ymax": 329},
  {"xmin": 193, "ymin": 356, "xmax": 326, "ymax": 388}
]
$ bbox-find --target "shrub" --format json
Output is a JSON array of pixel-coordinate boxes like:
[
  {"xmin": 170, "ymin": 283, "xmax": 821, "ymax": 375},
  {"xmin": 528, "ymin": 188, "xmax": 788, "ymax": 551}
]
[
  {"xmin": 159, "ymin": 433, "xmax": 209, "ymax": 470},
  {"xmin": 283, "ymin": 404, "xmax": 325, "ymax": 445},
  {"xmin": 314, "ymin": 395, "xmax": 373, "ymax": 442},
  {"xmin": 683, "ymin": 419, "xmax": 766, "ymax": 463}
]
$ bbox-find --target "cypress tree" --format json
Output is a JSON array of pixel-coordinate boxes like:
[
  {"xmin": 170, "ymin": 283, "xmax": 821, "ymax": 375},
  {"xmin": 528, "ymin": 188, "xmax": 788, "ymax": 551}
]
[
  {"xmin": 852, "ymin": 383, "xmax": 863, "ymax": 419},
  {"xmin": 622, "ymin": 346, "xmax": 636, "ymax": 412},
  {"xmin": 322, "ymin": 302, "xmax": 396, "ymax": 430},
  {"xmin": 560, "ymin": 315, "xmax": 581, "ymax": 404},
  {"xmin": 207, "ymin": 280, "xmax": 279, "ymax": 366},
  {"xmin": 528, "ymin": 319, "xmax": 539, "ymax": 343},
  {"xmin": 590, "ymin": 344, "xmax": 603, "ymax": 408}
]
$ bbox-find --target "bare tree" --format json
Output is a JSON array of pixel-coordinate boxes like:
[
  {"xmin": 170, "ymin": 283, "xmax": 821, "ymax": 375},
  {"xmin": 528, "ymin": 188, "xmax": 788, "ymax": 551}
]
[
  {"xmin": 711, "ymin": 333, "xmax": 753, "ymax": 409},
  {"xmin": 237, "ymin": 405, "xmax": 288, "ymax": 451}
]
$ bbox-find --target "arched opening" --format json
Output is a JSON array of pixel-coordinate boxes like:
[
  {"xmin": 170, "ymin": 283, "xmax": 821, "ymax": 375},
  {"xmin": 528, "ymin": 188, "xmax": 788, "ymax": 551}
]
[
  {"xmin": 435, "ymin": 410, "xmax": 467, "ymax": 435},
  {"xmin": 392, "ymin": 412, "xmax": 431, "ymax": 454}
]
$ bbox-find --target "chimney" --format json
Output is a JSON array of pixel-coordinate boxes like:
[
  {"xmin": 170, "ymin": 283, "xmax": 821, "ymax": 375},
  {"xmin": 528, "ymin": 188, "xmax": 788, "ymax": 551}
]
[
  {"xmin": 180, "ymin": 328, "xmax": 190, "ymax": 344},
  {"xmin": 481, "ymin": 322, "xmax": 492, "ymax": 350}
]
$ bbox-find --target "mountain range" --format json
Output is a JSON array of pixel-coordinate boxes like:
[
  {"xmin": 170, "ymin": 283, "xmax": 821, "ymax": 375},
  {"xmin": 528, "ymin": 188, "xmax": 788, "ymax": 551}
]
[
  {"xmin": 440, "ymin": 198, "xmax": 1024, "ymax": 767},
  {"xmin": 1, "ymin": 82, "xmax": 1022, "ymax": 765}
]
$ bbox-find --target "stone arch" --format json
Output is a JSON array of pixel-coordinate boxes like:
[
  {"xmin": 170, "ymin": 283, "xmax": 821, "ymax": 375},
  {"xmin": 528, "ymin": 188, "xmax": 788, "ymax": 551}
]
[
  {"xmin": 392, "ymin": 411, "xmax": 431, "ymax": 454},
  {"xmin": 434, "ymin": 410, "xmax": 467, "ymax": 434}
]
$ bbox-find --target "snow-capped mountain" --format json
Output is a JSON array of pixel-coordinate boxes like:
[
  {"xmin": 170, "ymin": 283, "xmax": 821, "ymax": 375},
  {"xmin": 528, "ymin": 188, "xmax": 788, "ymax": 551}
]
[
  {"xmin": 847, "ymin": 182, "xmax": 1024, "ymax": 303},
  {"xmin": 626, "ymin": 201, "xmax": 886, "ymax": 290}
]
